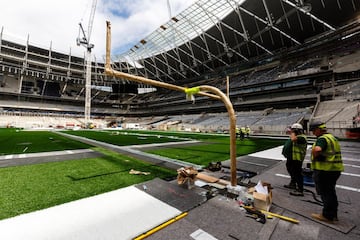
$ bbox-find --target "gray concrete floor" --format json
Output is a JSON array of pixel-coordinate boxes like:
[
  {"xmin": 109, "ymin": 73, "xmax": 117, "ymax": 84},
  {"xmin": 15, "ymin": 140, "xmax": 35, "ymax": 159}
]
[{"xmin": 144, "ymin": 140, "xmax": 360, "ymax": 240}]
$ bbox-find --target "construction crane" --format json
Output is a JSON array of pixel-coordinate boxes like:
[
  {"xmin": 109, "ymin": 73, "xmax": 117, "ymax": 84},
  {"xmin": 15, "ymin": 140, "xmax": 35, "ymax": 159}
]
[
  {"xmin": 167, "ymin": 0, "xmax": 172, "ymax": 18},
  {"xmin": 77, "ymin": 0, "xmax": 97, "ymax": 126}
]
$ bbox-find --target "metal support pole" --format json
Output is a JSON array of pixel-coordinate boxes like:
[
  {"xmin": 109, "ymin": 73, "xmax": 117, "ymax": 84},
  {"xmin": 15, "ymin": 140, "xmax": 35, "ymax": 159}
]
[
  {"xmin": 84, "ymin": 50, "xmax": 92, "ymax": 124},
  {"xmin": 105, "ymin": 21, "xmax": 237, "ymax": 186},
  {"xmin": 226, "ymin": 75, "xmax": 230, "ymax": 97}
]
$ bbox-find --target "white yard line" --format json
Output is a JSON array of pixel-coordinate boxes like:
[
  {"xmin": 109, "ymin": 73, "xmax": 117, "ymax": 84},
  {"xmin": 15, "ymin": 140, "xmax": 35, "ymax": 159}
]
[{"xmin": 275, "ymin": 173, "xmax": 360, "ymax": 193}]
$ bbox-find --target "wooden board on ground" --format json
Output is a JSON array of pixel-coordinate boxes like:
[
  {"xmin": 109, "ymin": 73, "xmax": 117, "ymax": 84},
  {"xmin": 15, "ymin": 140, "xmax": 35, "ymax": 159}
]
[{"xmin": 196, "ymin": 173, "xmax": 219, "ymax": 183}]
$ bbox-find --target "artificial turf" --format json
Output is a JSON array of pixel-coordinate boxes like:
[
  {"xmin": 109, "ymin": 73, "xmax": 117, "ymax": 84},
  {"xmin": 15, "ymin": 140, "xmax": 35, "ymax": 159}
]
[
  {"xmin": 62, "ymin": 130, "xmax": 284, "ymax": 166},
  {"xmin": 0, "ymin": 128, "xmax": 284, "ymax": 220},
  {"xmin": 0, "ymin": 128, "xmax": 91, "ymax": 155},
  {"xmin": 145, "ymin": 137, "xmax": 284, "ymax": 166},
  {"xmin": 0, "ymin": 147, "xmax": 175, "ymax": 220},
  {"xmin": 63, "ymin": 130, "xmax": 188, "ymax": 146}
]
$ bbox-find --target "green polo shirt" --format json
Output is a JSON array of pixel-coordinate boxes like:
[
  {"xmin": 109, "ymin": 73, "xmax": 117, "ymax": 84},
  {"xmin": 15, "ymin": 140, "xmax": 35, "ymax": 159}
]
[
  {"xmin": 282, "ymin": 138, "xmax": 292, "ymax": 160},
  {"xmin": 314, "ymin": 137, "xmax": 327, "ymax": 161}
]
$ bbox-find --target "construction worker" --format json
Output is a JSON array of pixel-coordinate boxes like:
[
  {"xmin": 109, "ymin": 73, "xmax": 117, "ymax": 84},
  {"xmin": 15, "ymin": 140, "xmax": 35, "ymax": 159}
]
[
  {"xmin": 282, "ymin": 123, "xmax": 308, "ymax": 196},
  {"xmin": 309, "ymin": 121, "xmax": 343, "ymax": 223},
  {"xmin": 240, "ymin": 126, "xmax": 246, "ymax": 140},
  {"xmin": 236, "ymin": 126, "xmax": 240, "ymax": 139},
  {"xmin": 245, "ymin": 125, "xmax": 251, "ymax": 138}
]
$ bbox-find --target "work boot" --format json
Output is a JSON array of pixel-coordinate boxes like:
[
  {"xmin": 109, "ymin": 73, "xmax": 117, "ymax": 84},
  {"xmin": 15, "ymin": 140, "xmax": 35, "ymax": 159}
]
[
  {"xmin": 283, "ymin": 183, "xmax": 296, "ymax": 189},
  {"xmin": 311, "ymin": 213, "xmax": 334, "ymax": 224},
  {"xmin": 289, "ymin": 189, "xmax": 304, "ymax": 196}
]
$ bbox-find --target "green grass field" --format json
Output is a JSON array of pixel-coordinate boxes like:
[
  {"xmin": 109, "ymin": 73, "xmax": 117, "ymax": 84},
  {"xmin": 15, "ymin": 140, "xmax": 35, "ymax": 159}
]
[
  {"xmin": 145, "ymin": 137, "xmax": 283, "ymax": 165},
  {"xmin": 0, "ymin": 147, "xmax": 175, "ymax": 220},
  {"xmin": 63, "ymin": 130, "xmax": 188, "ymax": 145},
  {"xmin": 0, "ymin": 128, "xmax": 91, "ymax": 155},
  {"xmin": 0, "ymin": 128, "xmax": 284, "ymax": 220},
  {"xmin": 62, "ymin": 129, "xmax": 284, "ymax": 166}
]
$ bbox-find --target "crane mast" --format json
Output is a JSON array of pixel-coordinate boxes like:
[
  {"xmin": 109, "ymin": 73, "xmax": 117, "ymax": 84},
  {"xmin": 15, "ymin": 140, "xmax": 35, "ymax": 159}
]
[{"xmin": 77, "ymin": 0, "xmax": 97, "ymax": 126}]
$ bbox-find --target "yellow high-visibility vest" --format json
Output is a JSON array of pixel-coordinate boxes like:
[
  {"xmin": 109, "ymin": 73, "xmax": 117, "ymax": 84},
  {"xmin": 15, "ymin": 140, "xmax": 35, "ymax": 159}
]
[
  {"xmin": 311, "ymin": 133, "xmax": 343, "ymax": 171},
  {"xmin": 292, "ymin": 134, "xmax": 307, "ymax": 161}
]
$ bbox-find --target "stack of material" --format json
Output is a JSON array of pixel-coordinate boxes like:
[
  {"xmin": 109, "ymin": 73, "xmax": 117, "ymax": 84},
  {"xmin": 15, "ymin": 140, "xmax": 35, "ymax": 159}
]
[
  {"xmin": 248, "ymin": 181, "xmax": 273, "ymax": 211},
  {"xmin": 177, "ymin": 167, "xmax": 198, "ymax": 189}
]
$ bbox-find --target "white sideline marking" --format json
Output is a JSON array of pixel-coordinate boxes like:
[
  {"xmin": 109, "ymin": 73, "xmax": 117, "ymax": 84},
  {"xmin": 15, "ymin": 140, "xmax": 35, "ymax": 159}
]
[
  {"xmin": 276, "ymin": 171, "xmax": 360, "ymax": 178},
  {"xmin": 335, "ymin": 185, "xmax": 360, "ymax": 192},
  {"xmin": 190, "ymin": 229, "xmax": 218, "ymax": 240},
  {"xmin": 343, "ymin": 163, "xmax": 360, "ymax": 168},
  {"xmin": 275, "ymin": 174, "xmax": 360, "ymax": 192},
  {"xmin": 241, "ymin": 160, "xmax": 269, "ymax": 167},
  {"xmin": 341, "ymin": 172, "xmax": 360, "ymax": 178},
  {"xmin": 0, "ymin": 149, "xmax": 94, "ymax": 161},
  {"xmin": 342, "ymin": 157, "xmax": 360, "ymax": 162},
  {"xmin": 276, "ymin": 173, "xmax": 290, "ymax": 179}
]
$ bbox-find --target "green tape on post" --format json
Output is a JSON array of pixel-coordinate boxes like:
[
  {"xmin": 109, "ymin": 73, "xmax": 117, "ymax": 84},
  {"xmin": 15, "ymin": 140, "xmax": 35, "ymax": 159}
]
[{"xmin": 184, "ymin": 87, "xmax": 200, "ymax": 103}]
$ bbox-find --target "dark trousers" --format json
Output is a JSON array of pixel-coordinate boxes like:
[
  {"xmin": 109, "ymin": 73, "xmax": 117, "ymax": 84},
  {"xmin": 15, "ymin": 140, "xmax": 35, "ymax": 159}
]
[
  {"xmin": 286, "ymin": 160, "xmax": 304, "ymax": 191},
  {"xmin": 313, "ymin": 170, "xmax": 341, "ymax": 220},
  {"xmin": 239, "ymin": 132, "xmax": 244, "ymax": 140}
]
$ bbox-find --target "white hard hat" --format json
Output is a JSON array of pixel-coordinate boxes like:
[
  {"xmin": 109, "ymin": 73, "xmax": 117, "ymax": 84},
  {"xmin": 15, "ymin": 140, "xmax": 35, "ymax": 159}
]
[{"xmin": 291, "ymin": 123, "xmax": 303, "ymax": 130}]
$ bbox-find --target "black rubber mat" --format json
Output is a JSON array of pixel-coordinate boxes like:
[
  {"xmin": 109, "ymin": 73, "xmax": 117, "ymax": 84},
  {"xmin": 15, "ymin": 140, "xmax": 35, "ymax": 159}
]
[
  {"xmin": 222, "ymin": 155, "xmax": 281, "ymax": 174},
  {"xmin": 272, "ymin": 185, "xmax": 356, "ymax": 234},
  {"xmin": 135, "ymin": 178, "xmax": 207, "ymax": 212}
]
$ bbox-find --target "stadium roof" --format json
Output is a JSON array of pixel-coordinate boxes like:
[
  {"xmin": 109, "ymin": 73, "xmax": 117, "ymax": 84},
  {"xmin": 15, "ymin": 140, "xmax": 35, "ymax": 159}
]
[{"xmin": 112, "ymin": 0, "xmax": 360, "ymax": 83}]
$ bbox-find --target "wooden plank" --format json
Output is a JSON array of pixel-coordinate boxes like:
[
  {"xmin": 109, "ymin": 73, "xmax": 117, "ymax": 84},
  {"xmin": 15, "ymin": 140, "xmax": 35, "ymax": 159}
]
[{"xmin": 196, "ymin": 173, "xmax": 219, "ymax": 183}]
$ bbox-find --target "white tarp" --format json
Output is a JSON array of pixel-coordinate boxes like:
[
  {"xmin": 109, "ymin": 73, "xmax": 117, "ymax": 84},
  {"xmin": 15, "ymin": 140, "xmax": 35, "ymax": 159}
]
[{"xmin": 0, "ymin": 186, "xmax": 181, "ymax": 240}]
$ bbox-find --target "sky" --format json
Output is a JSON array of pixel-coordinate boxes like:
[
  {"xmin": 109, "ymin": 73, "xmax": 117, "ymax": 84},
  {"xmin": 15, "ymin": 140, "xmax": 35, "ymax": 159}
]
[{"xmin": 0, "ymin": 0, "xmax": 196, "ymax": 61}]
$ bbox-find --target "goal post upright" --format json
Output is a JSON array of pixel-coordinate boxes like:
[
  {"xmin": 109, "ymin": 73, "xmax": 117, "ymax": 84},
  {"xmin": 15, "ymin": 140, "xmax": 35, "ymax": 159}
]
[{"xmin": 105, "ymin": 21, "xmax": 238, "ymax": 186}]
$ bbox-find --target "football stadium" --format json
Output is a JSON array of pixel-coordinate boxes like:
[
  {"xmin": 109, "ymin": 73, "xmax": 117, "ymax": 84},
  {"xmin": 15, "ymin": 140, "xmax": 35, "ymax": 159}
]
[{"xmin": 0, "ymin": 0, "xmax": 360, "ymax": 239}]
